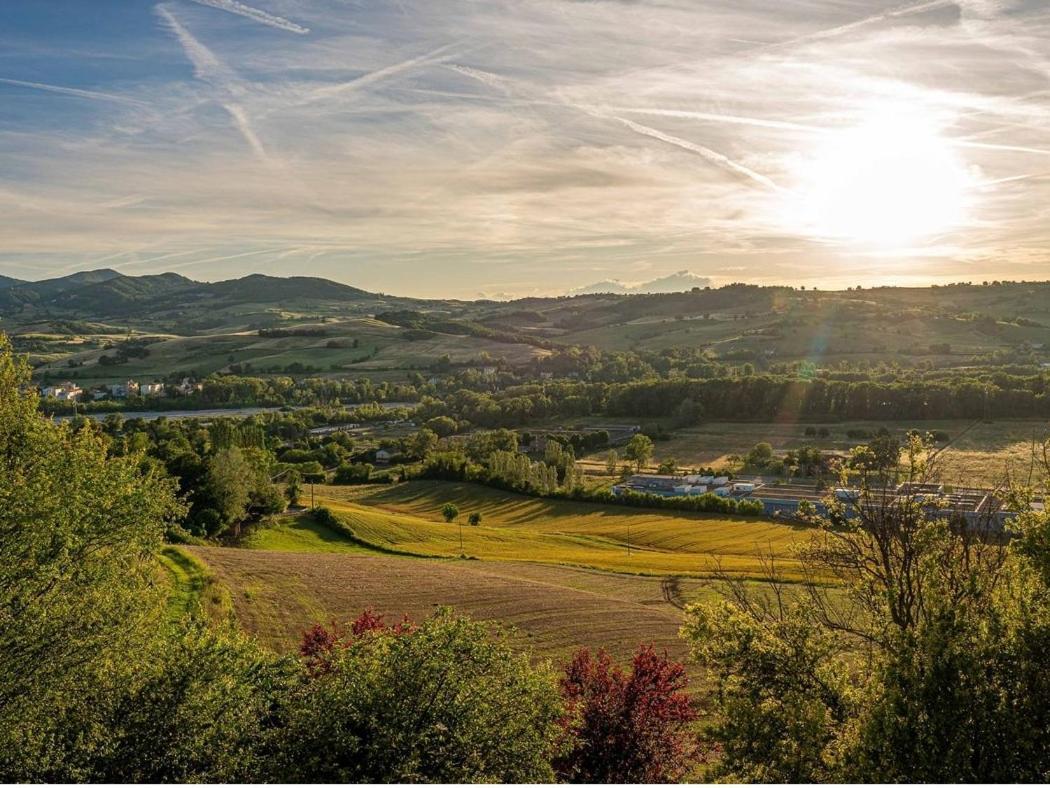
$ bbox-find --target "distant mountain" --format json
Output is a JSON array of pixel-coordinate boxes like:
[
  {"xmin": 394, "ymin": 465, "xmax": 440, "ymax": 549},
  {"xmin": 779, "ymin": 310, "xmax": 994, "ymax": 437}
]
[
  {"xmin": 570, "ymin": 270, "xmax": 713, "ymax": 295},
  {"xmin": 0, "ymin": 274, "xmax": 24, "ymax": 291},
  {"xmin": 0, "ymin": 269, "xmax": 422, "ymax": 322},
  {"xmin": 0, "ymin": 270, "xmax": 185, "ymax": 312},
  {"xmin": 204, "ymin": 274, "xmax": 374, "ymax": 304},
  {"xmin": 51, "ymin": 272, "xmax": 196, "ymax": 313},
  {"xmin": 31, "ymin": 269, "xmax": 123, "ymax": 296}
]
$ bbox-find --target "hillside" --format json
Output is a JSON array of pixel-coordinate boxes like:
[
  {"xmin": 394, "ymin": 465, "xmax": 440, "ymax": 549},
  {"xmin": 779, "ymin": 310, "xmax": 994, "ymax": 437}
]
[{"xmin": 7, "ymin": 271, "xmax": 1050, "ymax": 381}]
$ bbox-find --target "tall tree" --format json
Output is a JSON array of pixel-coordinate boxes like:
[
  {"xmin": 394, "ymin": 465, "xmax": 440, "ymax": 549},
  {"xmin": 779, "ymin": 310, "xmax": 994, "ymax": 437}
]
[
  {"xmin": 682, "ymin": 437, "xmax": 1050, "ymax": 782},
  {"xmin": 0, "ymin": 335, "xmax": 186, "ymax": 772}
]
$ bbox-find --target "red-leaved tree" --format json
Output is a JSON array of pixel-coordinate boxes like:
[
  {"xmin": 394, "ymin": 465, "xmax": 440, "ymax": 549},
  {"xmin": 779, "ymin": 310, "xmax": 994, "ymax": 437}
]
[
  {"xmin": 299, "ymin": 609, "xmax": 410, "ymax": 675},
  {"xmin": 556, "ymin": 644, "xmax": 697, "ymax": 783}
]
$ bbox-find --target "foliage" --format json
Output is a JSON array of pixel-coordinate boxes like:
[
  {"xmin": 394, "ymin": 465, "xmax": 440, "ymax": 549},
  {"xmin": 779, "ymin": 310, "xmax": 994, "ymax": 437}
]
[
  {"xmin": 441, "ymin": 502, "xmax": 459, "ymax": 522},
  {"xmin": 682, "ymin": 439, "xmax": 1050, "ymax": 782},
  {"xmin": 269, "ymin": 609, "xmax": 565, "ymax": 783},
  {"xmin": 623, "ymin": 433, "xmax": 654, "ymax": 471},
  {"xmin": 0, "ymin": 335, "xmax": 185, "ymax": 732},
  {"xmin": 285, "ymin": 470, "xmax": 303, "ymax": 506},
  {"xmin": 556, "ymin": 645, "xmax": 697, "ymax": 783},
  {"xmin": 332, "ymin": 461, "xmax": 373, "ymax": 484}
]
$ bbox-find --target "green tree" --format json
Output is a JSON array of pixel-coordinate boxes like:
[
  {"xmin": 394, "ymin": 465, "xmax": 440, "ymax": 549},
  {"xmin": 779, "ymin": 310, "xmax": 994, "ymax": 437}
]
[
  {"xmin": 745, "ymin": 441, "xmax": 774, "ymax": 467},
  {"xmin": 205, "ymin": 447, "xmax": 252, "ymax": 533},
  {"xmin": 657, "ymin": 457, "xmax": 678, "ymax": 474},
  {"xmin": 468, "ymin": 511, "xmax": 482, "ymax": 527},
  {"xmin": 442, "ymin": 502, "xmax": 459, "ymax": 523},
  {"xmin": 407, "ymin": 427, "xmax": 439, "ymax": 459},
  {"xmin": 285, "ymin": 470, "xmax": 303, "ymax": 507},
  {"xmin": 682, "ymin": 442, "xmax": 1050, "ymax": 782},
  {"xmin": 269, "ymin": 610, "xmax": 564, "ymax": 782},
  {"xmin": 624, "ymin": 433, "xmax": 654, "ymax": 472}
]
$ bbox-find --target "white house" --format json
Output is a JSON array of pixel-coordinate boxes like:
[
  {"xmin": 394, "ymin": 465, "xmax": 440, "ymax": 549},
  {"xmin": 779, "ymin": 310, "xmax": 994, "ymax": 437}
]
[
  {"xmin": 41, "ymin": 381, "xmax": 82, "ymax": 401},
  {"xmin": 374, "ymin": 449, "xmax": 394, "ymax": 464},
  {"xmin": 140, "ymin": 382, "xmax": 166, "ymax": 397},
  {"xmin": 108, "ymin": 380, "xmax": 139, "ymax": 399}
]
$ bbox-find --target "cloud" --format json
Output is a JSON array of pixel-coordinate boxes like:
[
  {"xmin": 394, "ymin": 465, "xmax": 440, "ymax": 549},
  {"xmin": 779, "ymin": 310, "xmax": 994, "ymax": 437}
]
[
  {"xmin": 2, "ymin": 0, "xmax": 1050, "ymax": 296},
  {"xmin": 185, "ymin": 0, "xmax": 309, "ymax": 35}
]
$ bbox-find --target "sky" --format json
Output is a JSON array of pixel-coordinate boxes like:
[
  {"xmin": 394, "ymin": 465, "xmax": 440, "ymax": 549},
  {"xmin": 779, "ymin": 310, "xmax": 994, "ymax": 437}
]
[{"xmin": 1, "ymin": 0, "xmax": 1049, "ymax": 299}]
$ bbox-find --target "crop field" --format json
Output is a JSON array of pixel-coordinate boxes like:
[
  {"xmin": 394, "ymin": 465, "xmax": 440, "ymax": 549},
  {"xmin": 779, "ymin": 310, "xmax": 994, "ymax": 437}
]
[
  {"xmin": 313, "ymin": 480, "xmax": 815, "ymax": 580},
  {"xmin": 579, "ymin": 419, "xmax": 1050, "ymax": 486},
  {"xmin": 190, "ymin": 545, "xmax": 711, "ymax": 667}
]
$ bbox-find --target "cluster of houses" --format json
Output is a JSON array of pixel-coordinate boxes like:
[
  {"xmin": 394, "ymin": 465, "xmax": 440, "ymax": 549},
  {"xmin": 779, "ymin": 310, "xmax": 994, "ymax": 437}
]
[
  {"xmin": 39, "ymin": 378, "xmax": 202, "ymax": 402},
  {"xmin": 613, "ymin": 472, "xmax": 1035, "ymax": 529}
]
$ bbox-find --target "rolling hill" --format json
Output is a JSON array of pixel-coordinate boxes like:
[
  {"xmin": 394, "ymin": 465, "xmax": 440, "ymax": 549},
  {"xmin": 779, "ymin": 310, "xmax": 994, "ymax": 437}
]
[{"xmin": 6, "ymin": 270, "xmax": 1050, "ymax": 381}]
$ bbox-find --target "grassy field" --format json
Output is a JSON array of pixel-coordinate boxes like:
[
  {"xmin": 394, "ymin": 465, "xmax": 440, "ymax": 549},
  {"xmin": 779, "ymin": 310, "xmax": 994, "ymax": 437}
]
[
  {"xmin": 186, "ymin": 481, "xmax": 826, "ymax": 690},
  {"xmin": 582, "ymin": 418, "xmax": 1050, "ymax": 486},
  {"xmin": 310, "ymin": 480, "xmax": 815, "ymax": 580},
  {"xmin": 243, "ymin": 513, "xmax": 376, "ymax": 554},
  {"xmin": 191, "ymin": 545, "xmax": 713, "ymax": 667}
]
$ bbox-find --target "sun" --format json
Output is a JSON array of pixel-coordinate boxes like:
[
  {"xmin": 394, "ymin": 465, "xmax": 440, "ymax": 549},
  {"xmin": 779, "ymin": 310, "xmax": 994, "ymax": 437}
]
[{"xmin": 785, "ymin": 107, "xmax": 974, "ymax": 247}]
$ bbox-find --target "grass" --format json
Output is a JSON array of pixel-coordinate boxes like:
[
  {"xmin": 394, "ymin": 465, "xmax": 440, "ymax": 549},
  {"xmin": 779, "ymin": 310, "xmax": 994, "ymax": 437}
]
[
  {"xmin": 312, "ymin": 480, "xmax": 816, "ymax": 581},
  {"xmin": 157, "ymin": 545, "xmax": 233, "ymax": 623},
  {"xmin": 243, "ymin": 513, "xmax": 376, "ymax": 553}
]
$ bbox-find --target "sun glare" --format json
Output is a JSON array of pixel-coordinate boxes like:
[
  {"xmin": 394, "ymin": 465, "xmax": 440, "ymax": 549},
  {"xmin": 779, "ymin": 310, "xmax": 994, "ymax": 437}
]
[{"xmin": 786, "ymin": 107, "xmax": 974, "ymax": 247}]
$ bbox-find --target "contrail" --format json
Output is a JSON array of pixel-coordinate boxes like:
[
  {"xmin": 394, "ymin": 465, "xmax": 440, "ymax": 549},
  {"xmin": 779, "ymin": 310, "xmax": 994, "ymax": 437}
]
[
  {"xmin": 975, "ymin": 171, "xmax": 1050, "ymax": 187},
  {"xmin": 157, "ymin": 5, "xmax": 235, "ymax": 83},
  {"xmin": 955, "ymin": 140, "xmax": 1050, "ymax": 156},
  {"xmin": 611, "ymin": 115, "xmax": 782, "ymax": 191},
  {"xmin": 593, "ymin": 105, "xmax": 825, "ymax": 134},
  {"xmin": 223, "ymin": 102, "xmax": 269, "ymax": 160},
  {"xmin": 185, "ymin": 0, "xmax": 309, "ymax": 34},
  {"xmin": 444, "ymin": 64, "xmax": 511, "ymax": 93},
  {"xmin": 165, "ymin": 247, "xmax": 286, "ymax": 272},
  {"xmin": 0, "ymin": 76, "xmax": 145, "ymax": 105},
  {"xmin": 772, "ymin": 0, "xmax": 956, "ymax": 48},
  {"xmin": 312, "ymin": 42, "xmax": 460, "ymax": 99},
  {"xmin": 157, "ymin": 5, "xmax": 271, "ymax": 164}
]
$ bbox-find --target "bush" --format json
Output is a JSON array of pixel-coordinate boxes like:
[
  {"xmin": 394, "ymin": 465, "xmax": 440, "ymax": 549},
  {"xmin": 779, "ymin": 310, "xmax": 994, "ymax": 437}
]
[
  {"xmin": 332, "ymin": 462, "xmax": 373, "ymax": 485},
  {"xmin": 556, "ymin": 646, "xmax": 697, "ymax": 782},
  {"xmin": 268, "ymin": 610, "xmax": 564, "ymax": 782}
]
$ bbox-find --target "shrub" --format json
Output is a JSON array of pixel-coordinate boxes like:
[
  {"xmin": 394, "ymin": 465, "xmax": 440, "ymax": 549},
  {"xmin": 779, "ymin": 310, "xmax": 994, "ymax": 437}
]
[
  {"xmin": 556, "ymin": 645, "xmax": 697, "ymax": 782},
  {"xmin": 269, "ymin": 610, "xmax": 564, "ymax": 782}
]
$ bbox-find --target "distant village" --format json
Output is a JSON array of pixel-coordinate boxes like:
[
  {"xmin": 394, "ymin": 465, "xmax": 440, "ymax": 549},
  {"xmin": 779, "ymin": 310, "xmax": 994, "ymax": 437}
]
[{"xmin": 39, "ymin": 378, "xmax": 202, "ymax": 402}]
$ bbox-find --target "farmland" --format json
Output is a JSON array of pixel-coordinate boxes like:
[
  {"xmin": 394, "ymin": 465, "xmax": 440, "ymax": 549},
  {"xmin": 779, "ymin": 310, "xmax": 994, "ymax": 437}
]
[
  {"xmin": 192, "ymin": 545, "xmax": 707, "ymax": 665},
  {"xmin": 29, "ymin": 316, "xmax": 547, "ymax": 385},
  {"xmin": 578, "ymin": 418, "xmax": 1050, "ymax": 487},
  {"xmin": 312, "ymin": 480, "xmax": 814, "ymax": 579},
  {"xmin": 180, "ymin": 481, "xmax": 817, "ymax": 665}
]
